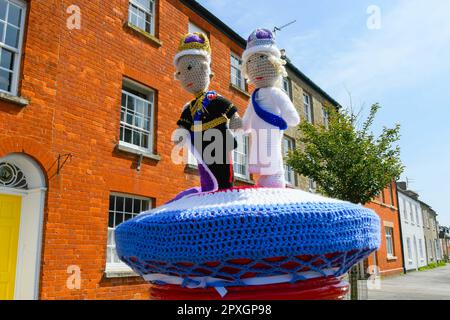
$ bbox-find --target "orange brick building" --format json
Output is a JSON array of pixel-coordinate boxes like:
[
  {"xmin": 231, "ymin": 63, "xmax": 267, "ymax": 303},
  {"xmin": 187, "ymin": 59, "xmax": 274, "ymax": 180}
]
[
  {"xmin": 0, "ymin": 0, "xmax": 398, "ymax": 300},
  {"xmin": 365, "ymin": 182, "xmax": 405, "ymax": 277},
  {"xmin": 0, "ymin": 0, "xmax": 261, "ymax": 300}
]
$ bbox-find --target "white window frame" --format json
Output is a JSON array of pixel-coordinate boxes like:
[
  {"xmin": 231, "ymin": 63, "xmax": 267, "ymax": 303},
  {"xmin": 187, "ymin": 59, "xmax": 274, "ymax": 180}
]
[
  {"xmin": 409, "ymin": 202, "xmax": 415, "ymax": 225},
  {"xmin": 128, "ymin": 0, "xmax": 156, "ymax": 35},
  {"xmin": 406, "ymin": 237, "xmax": 412, "ymax": 263},
  {"xmin": 418, "ymin": 238, "xmax": 424, "ymax": 259},
  {"xmin": 0, "ymin": 0, "xmax": 27, "ymax": 96},
  {"xmin": 120, "ymin": 79, "xmax": 155, "ymax": 155},
  {"xmin": 415, "ymin": 206, "xmax": 420, "ymax": 227},
  {"xmin": 385, "ymin": 226, "xmax": 394, "ymax": 258},
  {"xmin": 308, "ymin": 178, "xmax": 317, "ymax": 193},
  {"xmin": 106, "ymin": 193, "xmax": 152, "ymax": 274},
  {"xmin": 230, "ymin": 51, "xmax": 245, "ymax": 91},
  {"xmin": 233, "ymin": 133, "xmax": 249, "ymax": 180},
  {"xmin": 188, "ymin": 21, "xmax": 206, "ymax": 35},
  {"xmin": 303, "ymin": 93, "xmax": 313, "ymax": 123},
  {"xmin": 282, "ymin": 77, "xmax": 292, "ymax": 100},
  {"xmin": 402, "ymin": 198, "xmax": 408, "ymax": 221},
  {"xmin": 322, "ymin": 106, "xmax": 329, "ymax": 129},
  {"xmin": 283, "ymin": 136, "xmax": 296, "ymax": 186}
]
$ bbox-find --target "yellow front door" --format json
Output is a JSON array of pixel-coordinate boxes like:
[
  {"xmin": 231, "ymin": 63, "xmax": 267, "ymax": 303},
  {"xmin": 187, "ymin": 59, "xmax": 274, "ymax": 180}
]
[{"xmin": 0, "ymin": 194, "xmax": 22, "ymax": 300}]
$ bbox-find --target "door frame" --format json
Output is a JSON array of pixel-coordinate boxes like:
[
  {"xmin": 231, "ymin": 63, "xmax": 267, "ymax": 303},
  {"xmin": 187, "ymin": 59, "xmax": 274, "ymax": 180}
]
[
  {"xmin": 0, "ymin": 153, "xmax": 47, "ymax": 300},
  {"xmin": 0, "ymin": 186, "xmax": 46, "ymax": 300}
]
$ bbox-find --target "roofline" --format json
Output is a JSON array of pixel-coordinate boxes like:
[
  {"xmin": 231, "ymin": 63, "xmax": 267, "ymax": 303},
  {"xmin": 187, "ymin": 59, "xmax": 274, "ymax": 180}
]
[
  {"xmin": 284, "ymin": 60, "xmax": 341, "ymax": 108},
  {"xmin": 180, "ymin": 0, "xmax": 341, "ymax": 108},
  {"xmin": 418, "ymin": 199, "xmax": 437, "ymax": 215},
  {"xmin": 397, "ymin": 188, "xmax": 420, "ymax": 201},
  {"xmin": 180, "ymin": 0, "xmax": 246, "ymax": 47}
]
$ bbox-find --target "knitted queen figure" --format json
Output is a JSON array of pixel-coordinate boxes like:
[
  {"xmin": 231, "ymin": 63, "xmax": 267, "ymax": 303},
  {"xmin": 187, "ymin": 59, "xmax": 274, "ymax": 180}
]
[
  {"xmin": 173, "ymin": 33, "xmax": 242, "ymax": 194},
  {"xmin": 242, "ymin": 28, "xmax": 300, "ymax": 188}
]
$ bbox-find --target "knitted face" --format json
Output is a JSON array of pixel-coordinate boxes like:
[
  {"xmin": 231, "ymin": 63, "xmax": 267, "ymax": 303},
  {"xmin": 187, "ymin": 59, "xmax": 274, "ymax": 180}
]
[
  {"xmin": 175, "ymin": 55, "xmax": 211, "ymax": 95},
  {"xmin": 245, "ymin": 53, "xmax": 280, "ymax": 88}
]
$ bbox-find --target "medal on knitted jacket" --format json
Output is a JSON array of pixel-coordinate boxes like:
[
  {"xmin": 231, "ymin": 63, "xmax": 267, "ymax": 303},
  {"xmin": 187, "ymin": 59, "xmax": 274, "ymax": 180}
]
[{"xmin": 192, "ymin": 91, "xmax": 217, "ymax": 122}]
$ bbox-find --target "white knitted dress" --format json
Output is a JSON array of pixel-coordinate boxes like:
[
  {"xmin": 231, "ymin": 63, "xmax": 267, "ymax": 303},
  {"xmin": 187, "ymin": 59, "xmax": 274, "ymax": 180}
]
[{"xmin": 242, "ymin": 87, "xmax": 300, "ymax": 176}]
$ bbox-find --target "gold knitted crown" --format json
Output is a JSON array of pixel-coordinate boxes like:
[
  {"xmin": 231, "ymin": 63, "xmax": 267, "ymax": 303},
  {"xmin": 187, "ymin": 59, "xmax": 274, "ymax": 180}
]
[{"xmin": 173, "ymin": 32, "xmax": 211, "ymax": 65}]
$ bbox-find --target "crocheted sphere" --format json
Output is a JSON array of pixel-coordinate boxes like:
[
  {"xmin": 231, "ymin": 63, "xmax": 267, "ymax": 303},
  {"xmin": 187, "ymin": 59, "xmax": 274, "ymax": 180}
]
[{"xmin": 115, "ymin": 187, "xmax": 380, "ymax": 288}]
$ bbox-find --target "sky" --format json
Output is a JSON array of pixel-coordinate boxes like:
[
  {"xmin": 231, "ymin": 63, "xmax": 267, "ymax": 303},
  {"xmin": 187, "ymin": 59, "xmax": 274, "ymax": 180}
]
[{"xmin": 198, "ymin": 0, "xmax": 450, "ymax": 226}]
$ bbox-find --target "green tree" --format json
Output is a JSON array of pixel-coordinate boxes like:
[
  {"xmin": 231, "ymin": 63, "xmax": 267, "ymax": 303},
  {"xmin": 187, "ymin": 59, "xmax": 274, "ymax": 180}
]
[{"xmin": 286, "ymin": 103, "xmax": 403, "ymax": 205}]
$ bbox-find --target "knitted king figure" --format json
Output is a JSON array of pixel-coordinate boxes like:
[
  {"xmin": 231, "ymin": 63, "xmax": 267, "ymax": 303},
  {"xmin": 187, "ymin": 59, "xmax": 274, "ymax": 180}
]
[
  {"xmin": 173, "ymin": 32, "xmax": 242, "ymax": 193},
  {"xmin": 242, "ymin": 28, "xmax": 300, "ymax": 188}
]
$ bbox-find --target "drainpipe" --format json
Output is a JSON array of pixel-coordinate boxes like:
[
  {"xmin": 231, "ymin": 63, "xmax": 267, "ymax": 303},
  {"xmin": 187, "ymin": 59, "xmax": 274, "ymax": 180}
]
[{"xmin": 395, "ymin": 182, "xmax": 407, "ymax": 274}]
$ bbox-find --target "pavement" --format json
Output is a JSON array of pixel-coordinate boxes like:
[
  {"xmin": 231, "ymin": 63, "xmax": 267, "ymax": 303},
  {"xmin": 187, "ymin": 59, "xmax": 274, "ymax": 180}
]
[{"xmin": 367, "ymin": 264, "xmax": 450, "ymax": 300}]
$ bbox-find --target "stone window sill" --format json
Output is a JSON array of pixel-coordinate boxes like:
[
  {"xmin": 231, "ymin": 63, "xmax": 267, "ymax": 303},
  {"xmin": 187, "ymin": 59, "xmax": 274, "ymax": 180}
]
[
  {"xmin": 116, "ymin": 142, "xmax": 161, "ymax": 161},
  {"xmin": 184, "ymin": 163, "xmax": 198, "ymax": 173},
  {"xmin": 105, "ymin": 267, "xmax": 139, "ymax": 279},
  {"xmin": 235, "ymin": 175, "xmax": 255, "ymax": 185},
  {"xmin": 229, "ymin": 83, "xmax": 250, "ymax": 98},
  {"xmin": 124, "ymin": 21, "xmax": 162, "ymax": 47},
  {"xmin": 371, "ymin": 199, "xmax": 397, "ymax": 210},
  {"xmin": 387, "ymin": 256, "xmax": 398, "ymax": 261},
  {"xmin": 0, "ymin": 91, "xmax": 29, "ymax": 107}
]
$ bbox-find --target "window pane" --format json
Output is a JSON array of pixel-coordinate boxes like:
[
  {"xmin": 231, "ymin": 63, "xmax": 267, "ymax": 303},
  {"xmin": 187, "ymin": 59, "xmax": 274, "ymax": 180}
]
[
  {"xmin": 0, "ymin": 68, "xmax": 11, "ymax": 91},
  {"xmin": 125, "ymin": 197, "xmax": 133, "ymax": 213},
  {"xmin": 1, "ymin": 47, "xmax": 13, "ymax": 70},
  {"xmin": 133, "ymin": 199, "xmax": 141, "ymax": 213},
  {"xmin": 124, "ymin": 127, "xmax": 132, "ymax": 143},
  {"xmin": 5, "ymin": 24, "xmax": 19, "ymax": 48},
  {"xmin": 109, "ymin": 195, "xmax": 115, "ymax": 211},
  {"xmin": 121, "ymin": 93, "xmax": 127, "ymax": 107},
  {"xmin": 127, "ymin": 95, "xmax": 135, "ymax": 111},
  {"xmin": 0, "ymin": 22, "xmax": 4, "ymax": 41},
  {"xmin": 136, "ymin": 99, "xmax": 144, "ymax": 115},
  {"xmin": 0, "ymin": 0, "xmax": 6, "ymax": 21},
  {"xmin": 141, "ymin": 133, "xmax": 148, "ymax": 148},
  {"xmin": 116, "ymin": 196, "xmax": 124, "ymax": 212},
  {"xmin": 126, "ymin": 112, "xmax": 133, "ymax": 125},
  {"xmin": 136, "ymin": 0, "xmax": 151, "ymax": 11},
  {"xmin": 133, "ymin": 130, "xmax": 140, "ymax": 146},
  {"xmin": 115, "ymin": 212, "xmax": 123, "ymax": 225},
  {"xmin": 108, "ymin": 212, "xmax": 114, "ymax": 228},
  {"xmin": 7, "ymin": 3, "xmax": 21, "ymax": 27}
]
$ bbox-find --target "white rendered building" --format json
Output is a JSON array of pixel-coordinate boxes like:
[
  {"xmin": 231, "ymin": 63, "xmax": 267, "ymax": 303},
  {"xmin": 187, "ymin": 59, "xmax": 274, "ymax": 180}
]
[{"xmin": 397, "ymin": 183, "xmax": 427, "ymax": 271}]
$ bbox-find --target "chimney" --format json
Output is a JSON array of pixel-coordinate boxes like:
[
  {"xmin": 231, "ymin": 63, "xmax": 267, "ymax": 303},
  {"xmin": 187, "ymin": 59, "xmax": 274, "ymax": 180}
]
[{"xmin": 397, "ymin": 181, "xmax": 407, "ymax": 191}]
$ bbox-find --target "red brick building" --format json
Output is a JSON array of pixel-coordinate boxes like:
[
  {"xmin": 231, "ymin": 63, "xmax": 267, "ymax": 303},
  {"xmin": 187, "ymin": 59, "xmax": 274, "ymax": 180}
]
[
  {"xmin": 0, "ymin": 0, "xmax": 341, "ymax": 300},
  {"xmin": 0, "ymin": 0, "xmax": 395, "ymax": 301},
  {"xmin": 365, "ymin": 182, "xmax": 404, "ymax": 277}
]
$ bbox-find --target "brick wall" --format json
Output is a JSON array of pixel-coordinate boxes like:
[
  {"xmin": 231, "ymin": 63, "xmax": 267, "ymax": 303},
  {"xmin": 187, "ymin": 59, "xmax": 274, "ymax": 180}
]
[
  {"xmin": 0, "ymin": 0, "xmax": 253, "ymax": 299},
  {"xmin": 365, "ymin": 182, "xmax": 404, "ymax": 276}
]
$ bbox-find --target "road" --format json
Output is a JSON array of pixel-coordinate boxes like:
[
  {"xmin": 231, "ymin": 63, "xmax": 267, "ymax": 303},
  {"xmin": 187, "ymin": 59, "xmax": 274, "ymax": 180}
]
[{"xmin": 368, "ymin": 264, "xmax": 450, "ymax": 300}]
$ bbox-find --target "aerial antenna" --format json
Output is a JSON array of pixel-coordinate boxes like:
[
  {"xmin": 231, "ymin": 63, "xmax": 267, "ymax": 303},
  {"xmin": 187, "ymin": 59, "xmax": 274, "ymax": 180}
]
[
  {"xmin": 406, "ymin": 177, "xmax": 415, "ymax": 190},
  {"xmin": 273, "ymin": 20, "xmax": 297, "ymax": 34}
]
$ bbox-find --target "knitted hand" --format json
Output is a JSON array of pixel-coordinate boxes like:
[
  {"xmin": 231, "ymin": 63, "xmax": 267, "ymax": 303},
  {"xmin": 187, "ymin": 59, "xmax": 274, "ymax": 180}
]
[
  {"xmin": 172, "ymin": 127, "xmax": 190, "ymax": 146},
  {"xmin": 228, "ymin": 113, "xmax": 243, "ymax": 130}
]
